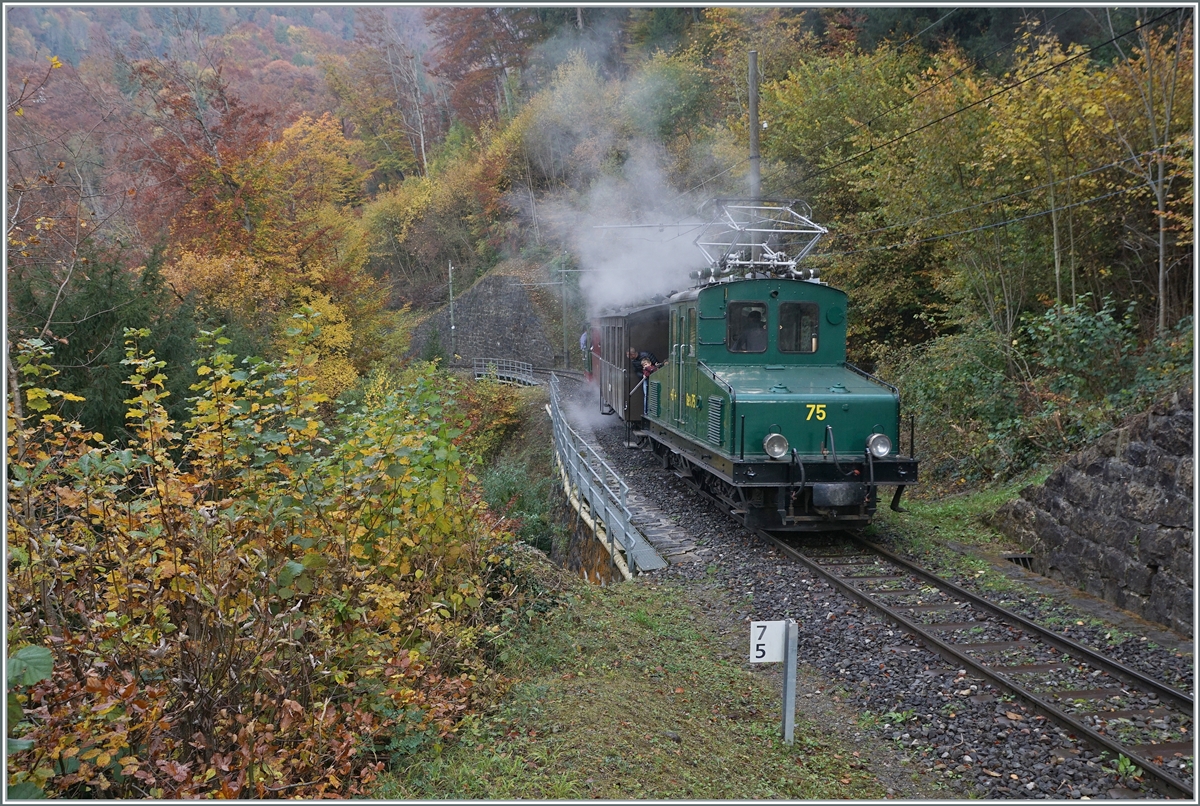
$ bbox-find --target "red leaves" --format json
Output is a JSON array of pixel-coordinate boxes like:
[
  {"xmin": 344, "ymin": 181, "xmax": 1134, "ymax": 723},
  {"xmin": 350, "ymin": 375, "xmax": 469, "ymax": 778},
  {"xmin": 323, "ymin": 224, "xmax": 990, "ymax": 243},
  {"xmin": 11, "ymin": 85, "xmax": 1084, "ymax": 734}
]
[
  {"xmin": 424, "ymin": 7, "xmax": 543, "ymax": 130},
  {"xmin": 278, "ymin": 698, "xmax": 304, "ymax": 732},
  {"xmin": 156, "ymin": 758, "xmax": 192, "ymax": 783}
]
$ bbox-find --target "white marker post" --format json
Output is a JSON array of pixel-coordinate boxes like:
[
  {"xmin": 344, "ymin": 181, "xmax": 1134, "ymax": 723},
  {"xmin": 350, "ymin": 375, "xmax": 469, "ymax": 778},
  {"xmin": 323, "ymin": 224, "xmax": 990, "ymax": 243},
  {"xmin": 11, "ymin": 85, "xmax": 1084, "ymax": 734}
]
[{"xmin": 750, "ymin": 619, "xmax": 799, "ymax": 744}]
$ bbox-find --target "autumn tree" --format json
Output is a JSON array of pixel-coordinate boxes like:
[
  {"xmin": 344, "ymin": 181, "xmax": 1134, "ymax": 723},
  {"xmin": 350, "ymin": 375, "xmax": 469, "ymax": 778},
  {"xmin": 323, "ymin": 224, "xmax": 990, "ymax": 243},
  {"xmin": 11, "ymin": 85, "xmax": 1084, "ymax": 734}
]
[
  {"xmin": 623, "ymin": 8, "xmax": 701, "ymax": 60},
  {"xmin": 6, "ymin": 54, "xmax": 149, "ymax": 339},
  {"xmin": 1097, "ymin": 10, "xmax": 1193, "ymax": 335},
  {"xmin": 160, "ymin": 112, "xmax": 385, "ymax": 394},
  {"xmin": 424, "ymin": 7, "xmax": 544, "ymax": 129},
  {"xmin": 322, "ymin": 8, "xmax": 438, "ymax": 184},
  {"xmin": 985, "ymin": 27, "xmax": 1113, "ymax": 309},
  {"xmin": 5, "ymin": 52, "xmax": 179, "ymax": 440},
  {"xmin": 691, "ymin": 7, "xmax": 815, "ymax": 117},
  {"xmin": 96, "ymin": 13, "xmax": 276, "ymax": 253},
  {"xmin": 761, "ymin": 44, "xmax": 949, "ymax": 357},
  {"xmin": 516, "ymin": 52, "xmax": 622, "ymax": 192}
]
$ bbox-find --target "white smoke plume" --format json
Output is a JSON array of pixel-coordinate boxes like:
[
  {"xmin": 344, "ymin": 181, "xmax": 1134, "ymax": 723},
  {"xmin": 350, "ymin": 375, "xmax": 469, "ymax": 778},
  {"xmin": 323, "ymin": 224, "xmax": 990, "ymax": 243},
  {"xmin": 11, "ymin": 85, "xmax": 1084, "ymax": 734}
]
[
  {"xmin": 514, "ymin": 37, "xmax": 746, "ymax": 318},
  {"xmin": 544, "ymin": 142, "xmax": 713, "ymax": 316}
]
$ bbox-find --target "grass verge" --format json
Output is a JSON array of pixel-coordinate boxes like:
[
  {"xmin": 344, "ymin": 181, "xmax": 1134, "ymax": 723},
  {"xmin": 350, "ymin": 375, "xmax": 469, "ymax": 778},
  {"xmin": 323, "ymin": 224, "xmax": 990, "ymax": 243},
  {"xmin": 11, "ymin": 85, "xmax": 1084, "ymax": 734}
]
[
  {"xmin": 868, "ymin": 475, "xmax": 1181, "ymax": 649},
  {"xmin": 872, "ymin": 470, "xmax": 1048, "ymax": 552},
  {"xmin": 867, "ymin": 473, "xmax": 1050, "ymax": 588},
  {"xmin": 373, "ymin": 577, "xmax": 902, "ymax": 799}
]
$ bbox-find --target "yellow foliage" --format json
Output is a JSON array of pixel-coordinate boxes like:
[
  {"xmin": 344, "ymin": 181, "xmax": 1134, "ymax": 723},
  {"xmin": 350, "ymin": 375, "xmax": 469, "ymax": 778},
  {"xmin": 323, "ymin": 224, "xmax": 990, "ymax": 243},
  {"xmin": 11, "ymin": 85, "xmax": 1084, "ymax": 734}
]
[
  {"xmin": 361, "ymin": 367, "xmax": 398, "ymax": 408},
  {"xmin": 165, "ymin": 252, "xmax": 285, "ymax": 330},
  {"xmin": 271, "ymin": 112, "xmax": 367, "ymax": 211},
  {"xmin": 281, "ymin": 289, "xmax": 359, "ymax": 398}
]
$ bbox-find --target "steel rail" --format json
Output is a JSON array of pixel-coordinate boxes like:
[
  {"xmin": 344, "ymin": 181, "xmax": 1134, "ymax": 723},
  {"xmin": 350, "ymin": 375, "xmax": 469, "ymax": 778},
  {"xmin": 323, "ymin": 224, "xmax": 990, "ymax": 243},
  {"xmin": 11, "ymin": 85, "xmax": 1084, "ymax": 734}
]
[
  {"xmin": 756, "ymin": 530, "xmax": 1194, "ymax": 800},
  {"xmin": 853, "ymin": 536, "xmax": 1194, "ymax": 711}
]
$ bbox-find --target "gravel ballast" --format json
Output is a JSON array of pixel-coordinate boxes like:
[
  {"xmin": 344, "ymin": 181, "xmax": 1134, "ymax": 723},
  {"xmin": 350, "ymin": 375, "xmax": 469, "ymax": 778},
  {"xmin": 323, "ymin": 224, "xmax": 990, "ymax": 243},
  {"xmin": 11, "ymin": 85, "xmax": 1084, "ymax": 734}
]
[{"xmin": 568, "ymin": 398, "xmax": 1194, "ymax": 801}]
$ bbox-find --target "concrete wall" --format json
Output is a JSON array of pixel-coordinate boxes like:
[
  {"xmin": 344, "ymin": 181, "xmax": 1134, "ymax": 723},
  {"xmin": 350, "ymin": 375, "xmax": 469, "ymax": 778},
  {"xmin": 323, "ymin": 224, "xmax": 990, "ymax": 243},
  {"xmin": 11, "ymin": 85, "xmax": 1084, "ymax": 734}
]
[
  {"xmin": 988, "ymin": 387, "xmax": 1193, "ymax": 634},
  {"xmin": 408, "ymin": 273, "xmax": 557, "ymax": 367}
]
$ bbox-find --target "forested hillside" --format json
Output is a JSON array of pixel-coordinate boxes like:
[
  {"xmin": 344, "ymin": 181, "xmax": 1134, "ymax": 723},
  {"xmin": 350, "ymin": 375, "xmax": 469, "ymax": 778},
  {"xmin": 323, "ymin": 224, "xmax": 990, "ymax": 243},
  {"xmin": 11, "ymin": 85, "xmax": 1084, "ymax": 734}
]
[{"xmin": 5, "ymin": 7, "xmax": 1192, "ymax": 798}]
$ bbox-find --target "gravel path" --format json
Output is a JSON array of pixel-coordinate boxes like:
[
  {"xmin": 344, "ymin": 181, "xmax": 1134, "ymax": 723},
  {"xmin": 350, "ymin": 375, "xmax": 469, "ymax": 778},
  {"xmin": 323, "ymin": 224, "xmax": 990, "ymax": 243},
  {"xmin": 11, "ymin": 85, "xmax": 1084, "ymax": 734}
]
[{"xmin": 567, "ymin": 393, "xmax": 1194, "ymax": 801}]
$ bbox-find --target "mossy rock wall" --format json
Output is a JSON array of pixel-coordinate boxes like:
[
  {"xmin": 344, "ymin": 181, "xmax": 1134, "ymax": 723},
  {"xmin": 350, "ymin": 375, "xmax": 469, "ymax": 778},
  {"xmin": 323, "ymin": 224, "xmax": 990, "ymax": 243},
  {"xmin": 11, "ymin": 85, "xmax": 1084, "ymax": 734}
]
[
  {"xmin": 551, "ymin": 506, "xmax": 624, "ymax": 586},
  {"xmin": 989, "ymin": 387, "xmax": 1193, "ymax": 634}
]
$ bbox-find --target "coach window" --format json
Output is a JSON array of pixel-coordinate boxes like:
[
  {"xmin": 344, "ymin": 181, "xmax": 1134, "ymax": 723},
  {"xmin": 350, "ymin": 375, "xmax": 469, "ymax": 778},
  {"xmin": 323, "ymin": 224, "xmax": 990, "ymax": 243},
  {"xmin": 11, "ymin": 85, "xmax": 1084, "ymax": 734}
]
[
  {"xmin": 779, "ymin": 302, "xmax": 819, "ymax": 353},
  {"xmin": 728, "ymin": 302, "xmax": 768, "ymax": 353}
]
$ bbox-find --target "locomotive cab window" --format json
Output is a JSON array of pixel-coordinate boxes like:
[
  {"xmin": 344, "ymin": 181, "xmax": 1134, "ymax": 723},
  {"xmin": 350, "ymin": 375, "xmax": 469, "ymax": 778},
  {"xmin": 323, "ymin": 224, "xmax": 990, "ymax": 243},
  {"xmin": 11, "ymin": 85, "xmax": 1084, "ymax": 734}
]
[
  {"xmin": 779, "ymin": 302, "xmax": 819, "ymax": 353},
  {"xmin": 728, "ymin": 302, "xmax": 768, "ymax": 353}
]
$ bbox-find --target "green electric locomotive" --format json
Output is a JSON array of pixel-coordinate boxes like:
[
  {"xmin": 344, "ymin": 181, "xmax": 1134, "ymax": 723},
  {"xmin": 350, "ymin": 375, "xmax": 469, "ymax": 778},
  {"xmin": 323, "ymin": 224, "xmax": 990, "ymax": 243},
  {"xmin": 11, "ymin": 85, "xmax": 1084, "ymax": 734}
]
[{"xmin": 591, "ymin": 200, "xmax": 917, "ymax": 531}]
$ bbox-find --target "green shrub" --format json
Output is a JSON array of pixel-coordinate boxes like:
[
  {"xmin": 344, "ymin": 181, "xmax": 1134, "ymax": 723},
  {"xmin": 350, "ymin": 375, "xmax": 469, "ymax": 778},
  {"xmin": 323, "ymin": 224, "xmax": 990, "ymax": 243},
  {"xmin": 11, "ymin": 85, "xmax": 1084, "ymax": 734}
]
[
  {"xmin": 5, "ymin": 314, "xmax": 527, "ymax": 798},
  {"xmin": 883, "ymin": 302, "xmax": 1193, "ymax": 490},
  {"xmin": 1016, "ymin": 295, "xmax": 1138, "ymax": 403},
  {"xmin": 481, "ymin": 458, "xmax": 558, "ymax": 553}
]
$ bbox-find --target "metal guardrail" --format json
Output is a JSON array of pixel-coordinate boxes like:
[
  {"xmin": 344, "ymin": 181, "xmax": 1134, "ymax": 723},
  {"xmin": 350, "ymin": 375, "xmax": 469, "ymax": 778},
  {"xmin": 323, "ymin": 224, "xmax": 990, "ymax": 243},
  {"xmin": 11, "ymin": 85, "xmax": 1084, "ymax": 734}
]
[
  {"xmin": 473, "ymin": 357, "xmax": 539, "ymax": 386},
  {"xmin": 548, "ymin": 374, "xmax": 667, "ymax": 575}
]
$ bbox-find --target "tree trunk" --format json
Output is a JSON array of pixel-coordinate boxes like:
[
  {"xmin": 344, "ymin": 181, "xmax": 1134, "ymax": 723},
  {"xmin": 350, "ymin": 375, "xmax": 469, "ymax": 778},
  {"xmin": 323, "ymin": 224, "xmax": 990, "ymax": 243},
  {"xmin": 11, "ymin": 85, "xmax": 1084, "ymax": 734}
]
[{"xmin": 1156, "ymin": 155, "xmax": 1167, "ymax": 335}]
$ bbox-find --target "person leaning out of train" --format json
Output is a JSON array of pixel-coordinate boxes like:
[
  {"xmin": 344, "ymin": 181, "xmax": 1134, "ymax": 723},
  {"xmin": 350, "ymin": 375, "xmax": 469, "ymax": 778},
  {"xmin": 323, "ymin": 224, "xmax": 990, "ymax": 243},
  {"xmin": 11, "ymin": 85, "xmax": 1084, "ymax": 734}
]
[{"xmin": 627, "ymin": 347, "xmax": 662, "ymax": 376}]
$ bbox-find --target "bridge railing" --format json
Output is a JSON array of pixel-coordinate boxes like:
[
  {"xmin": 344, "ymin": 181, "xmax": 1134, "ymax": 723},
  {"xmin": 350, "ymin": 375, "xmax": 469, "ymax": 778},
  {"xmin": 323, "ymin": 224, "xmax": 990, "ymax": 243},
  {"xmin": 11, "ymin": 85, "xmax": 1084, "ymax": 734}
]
[
  {"xmin": 473, "ymin": 357, "xmax": 538, "ymax": 386},
  {"xmin": 548, "ymin": 374, "xmax": 667, "ymax": 575}
]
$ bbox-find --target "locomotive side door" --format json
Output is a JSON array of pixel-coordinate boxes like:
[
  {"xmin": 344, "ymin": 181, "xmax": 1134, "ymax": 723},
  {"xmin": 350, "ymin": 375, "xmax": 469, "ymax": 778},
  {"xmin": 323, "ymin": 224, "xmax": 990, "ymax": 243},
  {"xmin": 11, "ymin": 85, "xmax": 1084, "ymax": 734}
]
[
  {"xmin": 670, "ymin": 307, "xmax": 683, "ymax": 424},
  {"xmin": 682, "ymin": 306, "xmax": 698, "ymax": 433}
]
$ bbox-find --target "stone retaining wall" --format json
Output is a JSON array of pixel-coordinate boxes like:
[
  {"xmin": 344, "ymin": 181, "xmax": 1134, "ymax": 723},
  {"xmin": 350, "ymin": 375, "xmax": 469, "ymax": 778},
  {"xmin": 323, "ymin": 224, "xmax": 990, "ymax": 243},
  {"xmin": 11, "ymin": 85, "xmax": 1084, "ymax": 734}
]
[
  {"xmin": 988, "ymin": 387, "xmax": 1193, "ymax": 634},
  {"xmin": 408, "ymin": 273, "xmax": 556, "ymax": 367}
]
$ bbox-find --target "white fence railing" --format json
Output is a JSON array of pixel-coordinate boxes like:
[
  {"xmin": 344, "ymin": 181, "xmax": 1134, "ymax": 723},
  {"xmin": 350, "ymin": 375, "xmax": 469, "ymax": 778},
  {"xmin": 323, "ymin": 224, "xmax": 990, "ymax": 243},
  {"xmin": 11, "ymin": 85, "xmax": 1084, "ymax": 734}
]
[
  {"xmin": 473, "ymin": 357, "xmax": 538, "ymax": 386},
  {"xmin": 548, "ymin": 374, "xmax": 667, "ymax": 575}
]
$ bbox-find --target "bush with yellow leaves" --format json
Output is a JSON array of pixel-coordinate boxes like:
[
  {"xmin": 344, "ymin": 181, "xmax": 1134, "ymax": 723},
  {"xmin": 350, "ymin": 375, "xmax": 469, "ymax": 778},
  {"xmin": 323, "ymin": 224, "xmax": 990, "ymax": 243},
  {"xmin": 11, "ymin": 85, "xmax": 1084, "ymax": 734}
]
[{"xmin": 5, "ymin": 310, "xmax": 539, "ymax": 798}]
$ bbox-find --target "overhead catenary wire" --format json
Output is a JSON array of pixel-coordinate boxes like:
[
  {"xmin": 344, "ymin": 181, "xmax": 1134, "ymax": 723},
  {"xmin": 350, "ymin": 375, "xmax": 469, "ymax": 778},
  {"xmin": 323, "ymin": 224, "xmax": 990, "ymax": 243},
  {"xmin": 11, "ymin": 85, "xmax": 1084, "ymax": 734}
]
[
  {"xmin": 790, "ymin": 8, "xmax": 1076, "ymax": 184},
  {"xmin": 572, "ymin": 11, "xmax": 1180, "ymax": 262},
  {"xmin": 839, "ymin": 153, "xmax": 1145, "ymax": 242},
  {"xmin": 592, "ymin": 8, "xmax": 1137, "ymax": 250}
]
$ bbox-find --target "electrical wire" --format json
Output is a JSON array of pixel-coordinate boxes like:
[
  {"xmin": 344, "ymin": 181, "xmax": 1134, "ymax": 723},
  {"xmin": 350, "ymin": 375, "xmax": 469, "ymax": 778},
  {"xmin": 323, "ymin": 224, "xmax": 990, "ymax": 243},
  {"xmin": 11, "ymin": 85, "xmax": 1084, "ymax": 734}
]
[
  {"xmin": 838, "ymin": 154, "xmax": 1144, "ymax": 241},
  {"xmin": 792, "ymin": 8, "xmax": 1075, "ymax": 182},
  {"xmin": 582, "ymin": 10, "xmax": 1175, "ymax": 256},
  {"xmin": 658, "ymin": 8, "xmax": 1078, "ymax": 234}
]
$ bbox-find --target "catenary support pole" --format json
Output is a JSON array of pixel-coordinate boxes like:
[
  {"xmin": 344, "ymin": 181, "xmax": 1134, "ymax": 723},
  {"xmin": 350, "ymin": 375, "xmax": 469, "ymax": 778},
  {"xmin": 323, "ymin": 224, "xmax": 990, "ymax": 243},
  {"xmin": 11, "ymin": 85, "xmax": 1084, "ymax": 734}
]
[
  {"xmin": 448, "ymin": 261, "xmax": 455, "ymax": 359},
  {"xmin": 561, "ymin": 260, "xmax": 568, "ymax": 369},
  {"xmin": 748, "ymin": 50, "xmax": 761, "ymax": 264},
  {"xmin": 749, "ymin": 50, "xmax": 760, "ymax": 202}
]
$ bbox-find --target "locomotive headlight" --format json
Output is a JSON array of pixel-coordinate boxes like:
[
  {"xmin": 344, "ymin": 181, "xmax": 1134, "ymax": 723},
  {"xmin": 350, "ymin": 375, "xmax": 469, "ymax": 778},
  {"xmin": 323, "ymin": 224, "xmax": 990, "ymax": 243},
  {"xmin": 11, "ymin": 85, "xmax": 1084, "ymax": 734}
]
[
  {"xmin": 866, "ymin": 433, "xmax": 892, "ymax": 458},
  {"xmin": 763, "ymin": 431, "xmax": 789, "ymax": 459}
]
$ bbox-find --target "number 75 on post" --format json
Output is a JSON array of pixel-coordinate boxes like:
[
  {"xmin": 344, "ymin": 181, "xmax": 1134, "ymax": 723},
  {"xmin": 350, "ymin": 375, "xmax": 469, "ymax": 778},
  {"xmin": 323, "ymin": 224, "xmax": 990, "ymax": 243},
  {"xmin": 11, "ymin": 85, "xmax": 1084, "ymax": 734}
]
[{"xmin": 749, "ymin": 620, "xmax": 786, "ymax": 663}]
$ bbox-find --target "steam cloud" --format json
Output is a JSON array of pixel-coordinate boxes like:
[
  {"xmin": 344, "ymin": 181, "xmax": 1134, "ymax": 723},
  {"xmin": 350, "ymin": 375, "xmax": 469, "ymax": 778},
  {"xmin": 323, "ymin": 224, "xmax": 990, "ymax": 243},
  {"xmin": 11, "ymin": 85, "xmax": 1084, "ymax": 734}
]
[
  {"xmin": 520, "ymin": 41, "xmax": 728, "ymax": 318},
  {"xmin": 565, "ymin": 144, "xmax": 709, "ymax": 315}
]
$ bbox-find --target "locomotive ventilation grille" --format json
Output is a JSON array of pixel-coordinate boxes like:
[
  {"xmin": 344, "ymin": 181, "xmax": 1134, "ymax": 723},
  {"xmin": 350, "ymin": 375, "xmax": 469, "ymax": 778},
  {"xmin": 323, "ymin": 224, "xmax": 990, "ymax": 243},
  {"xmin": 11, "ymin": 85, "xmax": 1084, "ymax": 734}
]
[
  {"xmin": 707, "ymin": 397, "xmax": 723, "ymax": 444},
  {"xmin": 648, "ymin": 381, "xmax": 660, "ymax": 416}
]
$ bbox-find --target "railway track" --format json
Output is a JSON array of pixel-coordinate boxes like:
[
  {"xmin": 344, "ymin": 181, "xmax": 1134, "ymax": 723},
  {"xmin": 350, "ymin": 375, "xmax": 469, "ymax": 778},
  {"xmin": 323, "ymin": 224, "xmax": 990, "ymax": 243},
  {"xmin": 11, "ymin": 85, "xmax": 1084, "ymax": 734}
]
[
  {"xmin": 596, "ymin": 419, "xmax": 1194, "ymax": 797},
  {"xmin": 756, "ymin": 530, "xmax": 1194, "ymax": 799}
]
